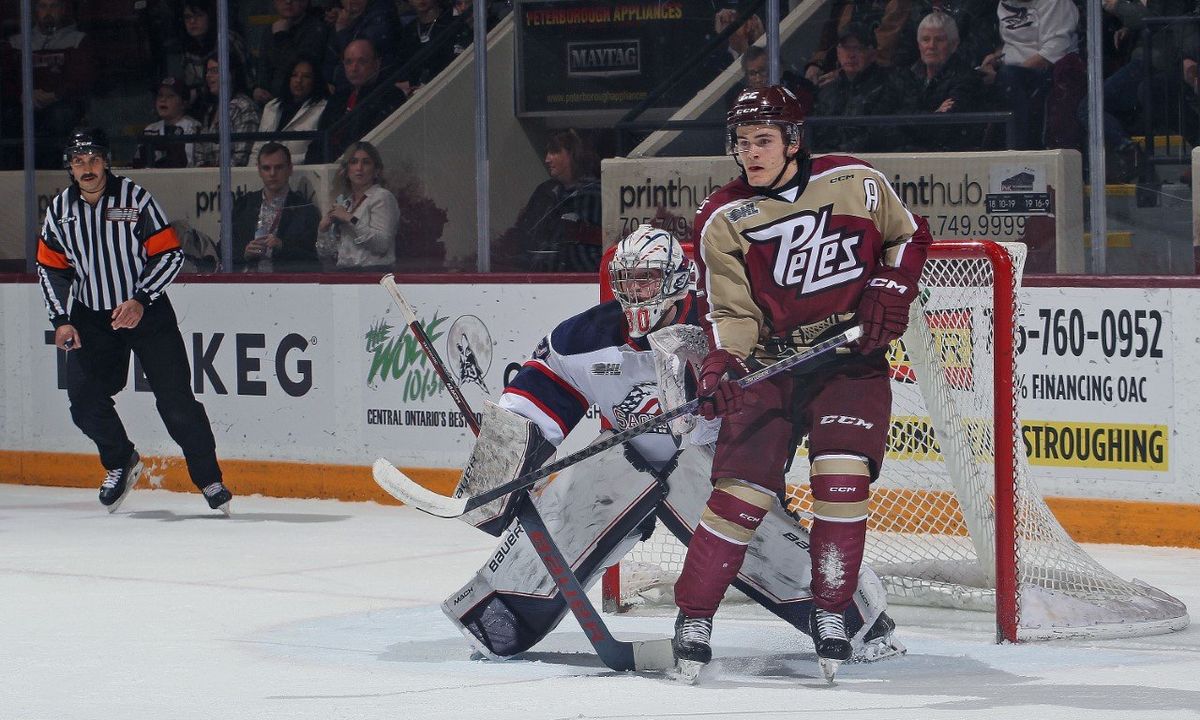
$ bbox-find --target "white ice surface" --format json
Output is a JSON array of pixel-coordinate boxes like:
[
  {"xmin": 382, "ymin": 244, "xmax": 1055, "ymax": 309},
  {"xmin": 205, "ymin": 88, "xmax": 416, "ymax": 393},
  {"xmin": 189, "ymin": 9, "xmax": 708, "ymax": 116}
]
[{"xmin": 2, "ymin": 484, "xmax": 1199, "ymax": 720}]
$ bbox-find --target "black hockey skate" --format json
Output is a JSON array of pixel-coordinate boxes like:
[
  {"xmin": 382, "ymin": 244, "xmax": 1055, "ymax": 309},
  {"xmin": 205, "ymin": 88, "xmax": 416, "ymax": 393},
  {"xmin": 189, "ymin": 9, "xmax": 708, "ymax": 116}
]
[
  {"xmin": 201, "ymin": 482, "xmax": 233, "ymax": 516},
  {"xmin": 98, "ymin": 451, "xmax": 143, "ymax": 513},
  {"xmin": 672, "ymin": 612, "xmax": 712, "ymax": 683},
  {"xmin": 809, "ymin": 607, "xmax": 852, "ymax": 683}
]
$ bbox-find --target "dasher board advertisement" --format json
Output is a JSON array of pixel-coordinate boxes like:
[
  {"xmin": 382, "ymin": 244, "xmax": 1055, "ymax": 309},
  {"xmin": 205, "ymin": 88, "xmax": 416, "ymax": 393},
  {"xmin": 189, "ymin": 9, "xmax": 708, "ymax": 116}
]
[{"xmin": 1018, "ymin": 287, "xmax": 1173, "ymax": 490}]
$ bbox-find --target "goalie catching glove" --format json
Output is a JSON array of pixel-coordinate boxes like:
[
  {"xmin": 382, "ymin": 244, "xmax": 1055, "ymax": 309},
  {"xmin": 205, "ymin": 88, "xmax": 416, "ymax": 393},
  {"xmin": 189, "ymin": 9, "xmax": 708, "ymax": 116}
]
[
  {"xmin": 697, "ymin": 348, "xmax": 751, "ymax": 420},
  {"xmin": 856, "ymin": 267, "xmax": 919, "ymax": 355}
]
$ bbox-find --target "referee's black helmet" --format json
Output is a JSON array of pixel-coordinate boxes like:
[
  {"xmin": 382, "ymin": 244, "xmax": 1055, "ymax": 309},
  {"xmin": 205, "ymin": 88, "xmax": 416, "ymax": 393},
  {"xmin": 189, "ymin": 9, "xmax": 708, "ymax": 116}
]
[{"xmin": 63, "ymin": 128, "xmax": 111, "ymax": 167}]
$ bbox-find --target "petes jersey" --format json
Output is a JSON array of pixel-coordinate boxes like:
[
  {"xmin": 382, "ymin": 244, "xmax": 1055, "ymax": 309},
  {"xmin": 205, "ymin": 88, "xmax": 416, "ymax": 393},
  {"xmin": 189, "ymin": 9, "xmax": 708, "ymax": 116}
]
[
  {"xmin": 693, "ymin": 154, "xmax": 932, "ymax": 358},
  {"xmin": 499, "ymin": 298, "xmax": 700, "ymax": 469}
]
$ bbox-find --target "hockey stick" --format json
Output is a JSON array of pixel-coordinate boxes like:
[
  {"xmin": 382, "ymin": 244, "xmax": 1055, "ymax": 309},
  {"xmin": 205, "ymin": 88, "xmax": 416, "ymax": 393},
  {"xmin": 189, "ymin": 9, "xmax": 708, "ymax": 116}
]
[
  {"xmin": 373, "ymin": 325, "xmax": 862, "ymax": 518},
  {"xmin": 516, "ymin": 497, "xmax": 676, "ymax": 671},
  {"xmin": 379, "ymin": 274, "xmax": 481, "ymax": 434},
  {"xmin": 371, "ymin": 281, "xmax": 675, "ymax": 671}
]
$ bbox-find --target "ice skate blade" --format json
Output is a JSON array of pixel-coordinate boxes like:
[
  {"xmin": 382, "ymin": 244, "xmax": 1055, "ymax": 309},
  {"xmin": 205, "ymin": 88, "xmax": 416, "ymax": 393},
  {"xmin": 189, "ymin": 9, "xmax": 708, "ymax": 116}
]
[
  {"xmin": 671, "ymin": 659, "xmax": 705, "ymax": 684},
  {"xmin": 215, "ymin": 501, "xmax": 231, "ymax": 517},
  {"xmin": 818, "ymin": 657, "xmax": 842, "ymax": 685},
  {"xmin": 105, "ymin": 462, "xmax": 143, "ymax": 514}
]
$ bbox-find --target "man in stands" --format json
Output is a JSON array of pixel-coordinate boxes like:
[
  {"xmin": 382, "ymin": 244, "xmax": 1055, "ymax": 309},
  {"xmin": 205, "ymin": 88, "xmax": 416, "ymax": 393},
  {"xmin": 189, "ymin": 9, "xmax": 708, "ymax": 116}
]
[
  {"xmin": 811, "ymin": 22, "xmax": 916, "ymax": 153},
  {"xmin": 306, "ymin": 38, "xmax": 402, "ymax": 163},
  {"xmin": 672, "ymin": 85, "xmax": 931, "ymax": 681},
  {"xmin": 977, "ymin": 0, "xmax": 1080, "ymax": 150},
  {"xmin": 442, "ymin": 225, "xmax": 903, "ymax": 680},
  {"xmin": 232, "ymin": 143, "xmax": 320, "ymax": 272},
  {"xmin": 2, "ymin": 0, "xmax": 95, "ymax": 169}
]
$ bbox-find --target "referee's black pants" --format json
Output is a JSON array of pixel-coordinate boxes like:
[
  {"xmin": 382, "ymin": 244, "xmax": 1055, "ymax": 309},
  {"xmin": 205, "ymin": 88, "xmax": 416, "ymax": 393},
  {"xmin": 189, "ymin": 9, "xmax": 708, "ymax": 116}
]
[{"xmin": 66, "ymin": 296, "xmax": 222, "ymax": 489}]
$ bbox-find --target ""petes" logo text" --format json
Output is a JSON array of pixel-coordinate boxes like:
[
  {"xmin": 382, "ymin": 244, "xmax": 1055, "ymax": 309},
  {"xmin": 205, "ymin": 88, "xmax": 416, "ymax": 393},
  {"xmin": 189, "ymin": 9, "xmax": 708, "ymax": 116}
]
[{"xmin": 741, "ymin": 204, "xmax": 864, "ymax": 292}]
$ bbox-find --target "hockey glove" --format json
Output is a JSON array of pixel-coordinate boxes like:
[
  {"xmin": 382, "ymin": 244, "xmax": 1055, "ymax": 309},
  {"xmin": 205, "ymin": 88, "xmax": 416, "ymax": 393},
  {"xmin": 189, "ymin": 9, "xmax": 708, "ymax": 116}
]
[
  {"xmin": 697, "ymin": 349, "xmax": 751, "ymax": 420},
  {"xmin": 857, "ymin": 267, "xmax": 918, "ymax": 354}
]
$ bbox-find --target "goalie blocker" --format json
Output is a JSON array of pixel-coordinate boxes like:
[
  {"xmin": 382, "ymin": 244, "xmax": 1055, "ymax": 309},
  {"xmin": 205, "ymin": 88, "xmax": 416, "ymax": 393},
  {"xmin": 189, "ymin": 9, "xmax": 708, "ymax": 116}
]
[{"xmin": 443, "ymin": 427, "xmax": 901, "ymax": 662}]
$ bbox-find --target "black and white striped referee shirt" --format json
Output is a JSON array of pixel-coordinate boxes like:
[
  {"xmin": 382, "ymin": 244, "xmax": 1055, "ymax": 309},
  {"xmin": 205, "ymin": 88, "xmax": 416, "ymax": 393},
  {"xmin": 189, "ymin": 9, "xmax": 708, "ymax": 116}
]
[{"xmin": 36, "ymin": 172, "xmax": 184, "ymax": 327}]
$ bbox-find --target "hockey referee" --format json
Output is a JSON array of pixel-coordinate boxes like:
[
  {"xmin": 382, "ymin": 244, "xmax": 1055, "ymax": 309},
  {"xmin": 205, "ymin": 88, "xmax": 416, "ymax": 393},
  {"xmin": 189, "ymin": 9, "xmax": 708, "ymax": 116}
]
[{"xmin": 36, "ymin": 129, "xmax": 232, "ymax": 515}]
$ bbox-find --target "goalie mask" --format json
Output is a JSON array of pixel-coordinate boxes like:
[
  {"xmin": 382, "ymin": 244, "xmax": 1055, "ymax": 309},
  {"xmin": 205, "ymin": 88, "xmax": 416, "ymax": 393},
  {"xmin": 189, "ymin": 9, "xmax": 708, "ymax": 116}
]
[{"xmin": 610, "ymin": 225, "xmax": 691, "ymax": 338}]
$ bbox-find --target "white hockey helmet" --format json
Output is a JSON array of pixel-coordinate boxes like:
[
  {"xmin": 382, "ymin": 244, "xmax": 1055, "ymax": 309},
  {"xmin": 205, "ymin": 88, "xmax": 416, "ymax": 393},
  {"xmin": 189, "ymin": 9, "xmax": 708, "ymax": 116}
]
[{"xmin": 609, "ymin": 224, "xmax": 692, "ymax": 338}]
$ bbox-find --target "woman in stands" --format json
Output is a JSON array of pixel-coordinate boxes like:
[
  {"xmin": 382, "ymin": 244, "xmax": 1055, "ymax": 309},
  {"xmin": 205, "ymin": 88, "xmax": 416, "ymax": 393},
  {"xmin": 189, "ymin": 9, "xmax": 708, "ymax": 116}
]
[
  {"xmin": 178, "ymin": 0, "xmax": 251, "ymax": 109},
  {"xmin": 317, "ymin": 141, "xmax": 401, "ymax": 271},
  {"xmin": 493, "ymin": 129, "xmax": 603, "ymax": 273},
  {"xmin": 252, "ymin": 56, "xmax": 329, "ymax": 164},
  {"xmin": 192, "ymin": 53, "xmax": 261, "ymax": 167}
]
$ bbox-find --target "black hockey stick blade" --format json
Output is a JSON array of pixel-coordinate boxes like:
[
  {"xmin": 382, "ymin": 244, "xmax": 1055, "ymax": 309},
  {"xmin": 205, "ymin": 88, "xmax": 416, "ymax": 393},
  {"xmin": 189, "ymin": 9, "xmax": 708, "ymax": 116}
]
[
  {"xmin": 372, "ymin": 326, "xmax": 861, "ymax": 518},
  {"xmin": 516, "ymin": 498, "xmax": 676, "ymax": 672}
]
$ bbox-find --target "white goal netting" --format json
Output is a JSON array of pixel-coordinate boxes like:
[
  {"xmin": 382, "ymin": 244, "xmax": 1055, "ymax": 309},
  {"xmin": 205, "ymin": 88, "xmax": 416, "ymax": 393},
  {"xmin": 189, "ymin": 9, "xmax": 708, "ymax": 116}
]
[{"xmin": 610, "ymin": 241, "xmax": 1189, "ymax": 641}]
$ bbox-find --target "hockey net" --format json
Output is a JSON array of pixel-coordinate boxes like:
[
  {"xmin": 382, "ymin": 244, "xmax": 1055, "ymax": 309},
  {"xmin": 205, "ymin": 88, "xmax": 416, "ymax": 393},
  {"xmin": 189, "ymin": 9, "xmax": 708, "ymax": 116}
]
[{"xmin": 604, "ymin": 240, "xmax": 1189, "ymax": 642}]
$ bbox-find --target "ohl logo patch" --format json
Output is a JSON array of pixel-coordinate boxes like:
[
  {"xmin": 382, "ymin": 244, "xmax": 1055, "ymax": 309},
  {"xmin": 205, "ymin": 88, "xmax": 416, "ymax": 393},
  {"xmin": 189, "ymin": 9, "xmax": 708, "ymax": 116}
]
[
  {"xmin": 740, "ymin": 204, "xmax": 865, "ymax": 293},
  {"xmin": 612, "ymin": 382, "xmax": 668, "ymax": 433}
]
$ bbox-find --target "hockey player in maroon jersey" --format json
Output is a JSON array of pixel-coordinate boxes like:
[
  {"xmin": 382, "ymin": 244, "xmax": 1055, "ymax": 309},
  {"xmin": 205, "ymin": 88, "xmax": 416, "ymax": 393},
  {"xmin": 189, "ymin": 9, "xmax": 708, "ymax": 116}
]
[{"xmin": 673, "ymin": 85, "xmax": 932, "ymax": 681}]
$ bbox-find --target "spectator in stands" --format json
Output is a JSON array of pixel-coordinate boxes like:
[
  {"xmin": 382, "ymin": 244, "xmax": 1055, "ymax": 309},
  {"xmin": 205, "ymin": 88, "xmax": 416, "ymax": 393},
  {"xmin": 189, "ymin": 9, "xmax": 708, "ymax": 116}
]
[
  {"xmin": 724, "ymin": 46, "xmax": 815, "ymax": 114},
  {"xmin": 131, "ymin": 77, "xmax": 202, "ymax": 168},
  {"xmin": 252, "ymin": 56, "xmax": 329, "ymax": 163},
  {"xmin": 705, "ymin": 7, "xmax": 765, "ymax": 74},
  {"xmin": 233, "ymin": 143, "xmax": 321, "ymax": 272},
  {"xmin": 1, "ymin": 0, "xmax": 95, "ymax": 168},
  {"xmin": 450, "ymin": 0, "xmax": 503, "ymax": 58},
  {"xmin": 493, "ymin": 129, "xmax": 602, "ymax": 273},
  {"xmin": 892, "ymin": 0, "xmax": 1000, "ymax": 70},
  {"xmin": 977, "ymin": 0, "xmax": 1080, "ymax": 150},
  {"xmin": 316, "ymin": 141, "xmax": 401, "ymax": 270},
  {"xmin": 193, "ymin": 54, "xmax": 261, "ymax": 167},
  {"xmin": 905, "ymin": 10, "xmax": 988, "ymax": 150},
  {"xmin": 1080, "ymin": 0, "xmax": 1195, "ymax": 182},
  {"xmin": 812, "ymin": 23, "xmax": 916, "ymax": 152},
  {"xmin": 1185, "ymin": 37, "xmax": 1200, "ymax": 156},
  {"xmin": 179, "ymin": 0, "xmax": 252, "ymax": 109},
  {"xmin": 805, "ymin": 0, "xmax": 914, "ymax": 87},
  {"xmin": 394, "ymin": 0, "xmax": 458, "ymax": 94},
  {"xmin": 305, "ymin": 38, "xmax": 405, "ymax": 163},
  {"xmin": 253, "ymin": 0, "xmax": 330, "ymax": 105},
  {"xmin": 323, "ymin": 0, "xmax": 398, "ymax": 94}
]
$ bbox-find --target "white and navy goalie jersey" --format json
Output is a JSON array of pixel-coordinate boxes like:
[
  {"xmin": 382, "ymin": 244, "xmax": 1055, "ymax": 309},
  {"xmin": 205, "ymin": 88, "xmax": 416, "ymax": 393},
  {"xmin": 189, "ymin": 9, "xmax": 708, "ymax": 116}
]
[{"xmin": 498, "ymin": 297, "xmax": 700, "ymax": 470}]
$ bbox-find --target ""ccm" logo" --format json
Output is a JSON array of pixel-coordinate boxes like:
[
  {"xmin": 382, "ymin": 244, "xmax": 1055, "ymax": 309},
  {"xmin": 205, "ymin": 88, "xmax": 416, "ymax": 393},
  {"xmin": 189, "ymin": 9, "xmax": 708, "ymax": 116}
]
[
  {"xmin": 868, "ymin": 277, "xmax": 908, "ymax": 293},
  {"xmin": 820, "ymin": 414, "xmax": 874, "ymax": 430}
]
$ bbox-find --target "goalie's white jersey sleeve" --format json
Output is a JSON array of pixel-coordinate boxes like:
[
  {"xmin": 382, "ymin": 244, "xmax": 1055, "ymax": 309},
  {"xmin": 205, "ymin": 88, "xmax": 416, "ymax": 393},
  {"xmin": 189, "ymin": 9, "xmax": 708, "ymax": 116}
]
[{"xmin": 498, "ymin": 299, "xmax": 704, "ymax": 469}]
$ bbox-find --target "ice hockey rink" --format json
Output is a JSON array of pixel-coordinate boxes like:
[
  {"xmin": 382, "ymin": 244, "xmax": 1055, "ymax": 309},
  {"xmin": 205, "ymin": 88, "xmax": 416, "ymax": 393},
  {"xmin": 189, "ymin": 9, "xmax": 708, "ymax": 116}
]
[{"xmin": 2, "ymin": 483, "xmax": 1198, "ymax": 720}]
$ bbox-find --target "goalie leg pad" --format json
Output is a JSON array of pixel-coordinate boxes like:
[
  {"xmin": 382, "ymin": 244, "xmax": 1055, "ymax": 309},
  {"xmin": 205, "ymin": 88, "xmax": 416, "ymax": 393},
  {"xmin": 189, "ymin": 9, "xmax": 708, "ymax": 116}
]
[
  {"xmin": 674, "ymin": 477, "xmax": 773, "ymax": 617},
  {"xmin": 457, "ymin": 401, "xmax": 556, "ymax": 536},
  {"xmin": 809, "ymin": 455, "xmax": 871, "ymax": 613},
  {"xmin": 443, "ymin": 438, "xmax": 663, "ymax": 657}
]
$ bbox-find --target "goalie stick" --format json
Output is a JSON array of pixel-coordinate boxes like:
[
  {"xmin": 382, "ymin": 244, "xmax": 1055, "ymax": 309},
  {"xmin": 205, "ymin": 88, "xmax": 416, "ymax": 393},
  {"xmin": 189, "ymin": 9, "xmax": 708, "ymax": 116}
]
[
  {"xmin": 372, "ymin": 280, "xmax": 676, "ymax": 672},
  {"xmin": 373, "ymin": 324, "xmax": 862, "ymax": 519},
  {"xmin": 379, "ymin": 274, "xmax": 481, "ymax": 435}
]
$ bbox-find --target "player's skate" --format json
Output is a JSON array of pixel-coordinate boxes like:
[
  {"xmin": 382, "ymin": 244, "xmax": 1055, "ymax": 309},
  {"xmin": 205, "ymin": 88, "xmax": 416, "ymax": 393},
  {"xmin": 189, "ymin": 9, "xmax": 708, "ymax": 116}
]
[
  {"xmin": 98, "ymin": 451, "xmax": 143, "ymax": 513},
  {"xmin": 671, "ymin": 612, "xmax": 712, "ymax": 683},
  {"xmin": 202, "ymin": 482, "xmax": 233, "ymax": 516},
  {"xmin": 809, "ymin": 607, "xmax": 852, "ymax": 683}
]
